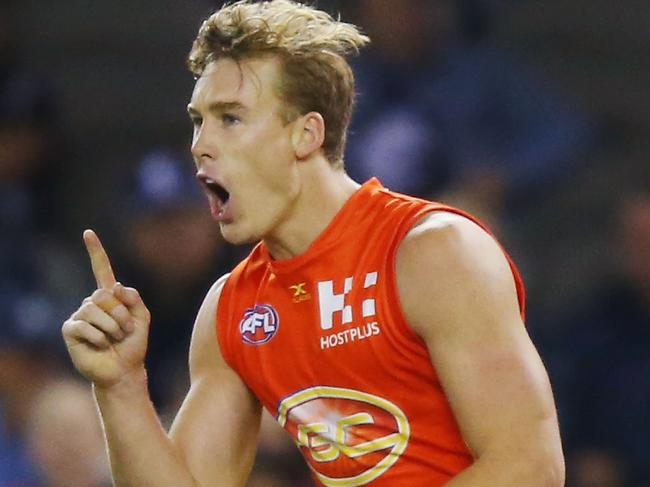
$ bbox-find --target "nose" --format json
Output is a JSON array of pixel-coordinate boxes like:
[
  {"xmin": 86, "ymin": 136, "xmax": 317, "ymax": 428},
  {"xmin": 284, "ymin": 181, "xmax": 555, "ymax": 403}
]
[{"xmin": 190, "ymin": 121, "xmax": 217, "ymax": 168}]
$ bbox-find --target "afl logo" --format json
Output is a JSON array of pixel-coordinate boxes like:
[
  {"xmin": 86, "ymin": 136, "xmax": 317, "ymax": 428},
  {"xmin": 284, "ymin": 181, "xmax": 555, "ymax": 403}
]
[
  {"xmin": 239, "ymin": 304, "xmax": 279, "ymax": 345},
  {"xmin": 277, "ymin": 386, "xmax": 410, "ymax": 486}
]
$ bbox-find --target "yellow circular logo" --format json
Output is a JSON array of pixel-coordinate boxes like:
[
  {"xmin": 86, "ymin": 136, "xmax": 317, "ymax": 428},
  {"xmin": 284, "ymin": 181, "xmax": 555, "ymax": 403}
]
[{"xmin": 277, "ymin": 386, "xmax": 410, "ymax": 486}]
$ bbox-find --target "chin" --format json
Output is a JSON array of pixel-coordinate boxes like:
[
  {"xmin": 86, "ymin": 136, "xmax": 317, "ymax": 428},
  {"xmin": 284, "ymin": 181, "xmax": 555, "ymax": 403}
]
[{"xmin": 219, "ymin": 222, "xmax": 260, "ymax": 246}]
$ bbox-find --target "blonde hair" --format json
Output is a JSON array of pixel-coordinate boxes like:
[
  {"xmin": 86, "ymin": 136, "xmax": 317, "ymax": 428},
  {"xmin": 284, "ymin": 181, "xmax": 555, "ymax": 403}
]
[{"xmin": 188, "ymin": 0, "xmax": 370, "ymax": 166}]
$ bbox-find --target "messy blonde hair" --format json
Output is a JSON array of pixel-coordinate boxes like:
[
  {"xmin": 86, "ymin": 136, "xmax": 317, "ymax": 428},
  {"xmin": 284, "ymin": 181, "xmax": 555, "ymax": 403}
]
[{"xmin": 188, "ymin": 0, "xmax": 370, "ymax": 166}]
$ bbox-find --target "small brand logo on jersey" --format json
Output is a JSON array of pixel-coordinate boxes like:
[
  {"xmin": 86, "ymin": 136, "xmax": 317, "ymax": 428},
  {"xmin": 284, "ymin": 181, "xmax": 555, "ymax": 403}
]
[
  {"xmin": 277, "ymin": 386, "xmax": 410, "ymax": 487},
  {"xmin": 289, "ymin": 282, "xmax": 311, "ymax": 303},
  {"xmin": 239, "ymin": 304, "xmax": 279, "ymax": 345}
]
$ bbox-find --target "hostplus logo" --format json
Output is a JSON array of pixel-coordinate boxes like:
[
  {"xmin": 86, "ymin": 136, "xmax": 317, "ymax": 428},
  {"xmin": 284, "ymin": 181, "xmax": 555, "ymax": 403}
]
[{"xmin": 317, "ymin": 272, "xmax": 380, "ymax": 349}]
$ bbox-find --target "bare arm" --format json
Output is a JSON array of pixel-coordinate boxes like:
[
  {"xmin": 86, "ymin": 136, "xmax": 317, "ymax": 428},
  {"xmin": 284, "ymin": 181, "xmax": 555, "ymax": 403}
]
[
  {"xmin": 94, "ymin": 276, "xmax": 261, "ymax": 487},
  {"xmin": 63, "ymin": 231, "xmax": 261, "ymax": 487},
  {"xmin": 169, "ymin": 275, "xmax": 262, "ymax": 485},
  {"xmin": 396, "ymin": 213, "xmax": 564, "ymax": 487}
]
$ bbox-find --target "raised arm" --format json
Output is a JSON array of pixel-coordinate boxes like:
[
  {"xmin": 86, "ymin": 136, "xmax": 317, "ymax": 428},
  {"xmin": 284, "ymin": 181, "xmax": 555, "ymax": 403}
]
[
  {"xmin": 62, "ymin": 230, "xmax": 261, "ymax": 487},
  {"xmin": 395, "ymin": 213, "xmax": 564, "ymax": 486}
]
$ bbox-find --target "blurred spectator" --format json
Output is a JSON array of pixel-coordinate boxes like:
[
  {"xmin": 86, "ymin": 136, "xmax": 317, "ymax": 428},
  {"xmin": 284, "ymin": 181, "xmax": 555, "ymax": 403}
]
[
  {"xmin": 0, "ymin": 342, "xmax": 60, "ymax": 487},
  {"xmin": 345, "ymin": 0, "xmax": 591, "ymax": 217},
  {"xmin": 0, "ymin": 9, "xmax": 83, "ymax": 486},
  {"xmin": 0, "ymin": 6, "xmax": 63, "ymax": 231},
  {"xmin": 25, "ymin": 376, "xmax": 112, "ymax": 487},
  {"xmin": 110, "ymin": 147, "xmax": 240, "ymax": 414},
  {"xmin": 0, "ymin": 15, "xmax": 68, "ymax": 341},
  {"xmin": 558, "ymin": 187, "xmax": 650, "ymax": 487},
  {"xmin": 571, "ymin": 449, "xmax": 626, "ymax": 487}
]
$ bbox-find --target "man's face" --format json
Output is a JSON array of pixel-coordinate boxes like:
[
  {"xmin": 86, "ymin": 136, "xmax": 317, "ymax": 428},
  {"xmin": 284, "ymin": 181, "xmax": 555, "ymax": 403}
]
[{"xmin": 188, "ymin": 56, "xmax": 301, "ymax": 245}]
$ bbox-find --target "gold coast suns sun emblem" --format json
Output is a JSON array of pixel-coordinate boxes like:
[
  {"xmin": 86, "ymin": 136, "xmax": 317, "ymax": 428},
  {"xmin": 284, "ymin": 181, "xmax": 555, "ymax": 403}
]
[
  {"xmin": 277, "ymin": 386, "xmax": 411, "ymax": 486},
  {"xmin": 239, "ymin": 304, "xmax": 279, "ymax": 345}
]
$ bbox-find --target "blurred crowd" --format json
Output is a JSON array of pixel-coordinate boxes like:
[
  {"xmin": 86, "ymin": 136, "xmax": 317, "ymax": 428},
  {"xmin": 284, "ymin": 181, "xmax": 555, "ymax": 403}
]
[{"xmin": 1, "ymin": 0, "xmax": 648, "ymax": 486}]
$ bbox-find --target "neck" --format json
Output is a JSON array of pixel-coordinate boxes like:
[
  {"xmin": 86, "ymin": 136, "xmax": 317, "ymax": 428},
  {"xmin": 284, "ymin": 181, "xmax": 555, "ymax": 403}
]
[{"xmin": 264, "ymin": 163, "xmax": 360, "ymax": 260}]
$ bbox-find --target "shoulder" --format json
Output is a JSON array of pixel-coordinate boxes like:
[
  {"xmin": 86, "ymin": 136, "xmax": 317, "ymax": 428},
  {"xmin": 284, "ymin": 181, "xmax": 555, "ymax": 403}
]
[
  {"xmin": 395, "ymin": 211, "xmax": 521, "ymax": 337},
  {"xmin": 196, "ymin": 273, "xmax": 231, "ymax": 322},
  {"xmin": 396, "ymin": 210, "xmax": 508, "ymax": 278},
  {"xmin": 188, "ymin": 273, "xmax": 231, "ymax": 377}
]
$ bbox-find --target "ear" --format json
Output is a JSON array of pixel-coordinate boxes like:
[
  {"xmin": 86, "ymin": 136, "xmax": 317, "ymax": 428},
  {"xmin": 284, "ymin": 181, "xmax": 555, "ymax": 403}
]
[{"xmin": 292, "ymin": 112, "xmax": 325, "ymax": 160}]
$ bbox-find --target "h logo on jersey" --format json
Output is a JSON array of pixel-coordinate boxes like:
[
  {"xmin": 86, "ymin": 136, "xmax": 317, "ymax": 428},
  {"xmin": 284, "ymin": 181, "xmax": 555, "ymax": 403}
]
[
  {"xmin": 317, "ymin": 272, "xmax": 378, "ymax": 330},
  {"xmin": 239, "ymin": 304, "xmax": 279, "ymax": 345}
]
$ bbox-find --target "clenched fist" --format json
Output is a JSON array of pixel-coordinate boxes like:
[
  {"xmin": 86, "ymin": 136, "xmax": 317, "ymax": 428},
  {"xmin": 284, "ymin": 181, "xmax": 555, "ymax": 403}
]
[{"xmin": 62, "ymin": 230, "xmax": 151, "ymax": 389}]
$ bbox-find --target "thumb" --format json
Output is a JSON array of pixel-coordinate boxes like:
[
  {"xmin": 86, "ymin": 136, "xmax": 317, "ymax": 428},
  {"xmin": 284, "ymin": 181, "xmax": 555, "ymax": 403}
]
[{"xmin": 114, "ymin": 283, "xmax": 150, "ymax": 322}]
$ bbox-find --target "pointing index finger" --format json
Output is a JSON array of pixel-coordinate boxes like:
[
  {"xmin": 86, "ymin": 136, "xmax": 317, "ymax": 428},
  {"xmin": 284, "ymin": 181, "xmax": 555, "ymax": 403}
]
[{"xmin": 83, "ymin": 229, "xmax": 117, "ymax": 289}]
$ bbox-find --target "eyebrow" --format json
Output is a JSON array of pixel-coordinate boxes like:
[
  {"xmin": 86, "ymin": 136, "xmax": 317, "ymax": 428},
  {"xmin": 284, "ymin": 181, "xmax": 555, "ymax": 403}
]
[{"xmin": 187, "ymin": 101, "xmax": 247, "ymax": 116}]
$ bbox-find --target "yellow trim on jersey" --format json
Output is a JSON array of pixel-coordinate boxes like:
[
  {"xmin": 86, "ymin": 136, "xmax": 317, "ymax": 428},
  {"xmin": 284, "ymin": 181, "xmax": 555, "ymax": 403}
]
[{"xmin": 277, "ymin": 386, "xmax": 411, "ymax": 486}]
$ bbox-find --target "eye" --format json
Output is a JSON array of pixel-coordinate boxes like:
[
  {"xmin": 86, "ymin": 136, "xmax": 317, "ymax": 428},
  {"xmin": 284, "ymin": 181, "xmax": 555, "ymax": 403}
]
[
  {"xmin": 190, "ymin": 116, "xmax": 202, "ymax": 128},
  {"xmin": 222, "ymin": 113, "xmax": 240, "ymax": 126}
]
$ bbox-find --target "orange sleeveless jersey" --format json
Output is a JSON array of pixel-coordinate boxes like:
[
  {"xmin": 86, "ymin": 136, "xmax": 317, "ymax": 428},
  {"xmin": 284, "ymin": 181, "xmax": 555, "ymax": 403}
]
[{"xmin": 217, "ymin": 178, "xmax": 525, "ymax": 486}]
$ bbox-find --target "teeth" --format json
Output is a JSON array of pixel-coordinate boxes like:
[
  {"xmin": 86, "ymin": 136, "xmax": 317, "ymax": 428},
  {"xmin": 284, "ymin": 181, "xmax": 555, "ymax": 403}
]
[{"xmin": 200, "ymin": 177, "xmax": 229, "ymax": 204}]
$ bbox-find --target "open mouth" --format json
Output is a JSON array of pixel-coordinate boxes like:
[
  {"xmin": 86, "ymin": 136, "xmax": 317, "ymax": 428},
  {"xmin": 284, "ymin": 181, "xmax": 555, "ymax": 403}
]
[{"xmin": 198, "ymin": 176, "xmax": 230, "ymax": 205}]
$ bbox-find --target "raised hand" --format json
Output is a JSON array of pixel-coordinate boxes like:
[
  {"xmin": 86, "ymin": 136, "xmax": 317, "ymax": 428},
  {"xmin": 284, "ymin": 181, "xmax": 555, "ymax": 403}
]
[{"xmin": 62, "ymin": 230, "xmax": 151, "ymax": 388}]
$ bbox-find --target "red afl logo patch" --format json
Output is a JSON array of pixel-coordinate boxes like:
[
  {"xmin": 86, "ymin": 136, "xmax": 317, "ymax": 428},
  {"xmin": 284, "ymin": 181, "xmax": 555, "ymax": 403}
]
[
  {"xmin": 277, "ymin": 386, "xmax": 410, "ymax": 486},
  {"xmin": 239, "ymin": 304, "xmax": 279, "ymax": 345}
]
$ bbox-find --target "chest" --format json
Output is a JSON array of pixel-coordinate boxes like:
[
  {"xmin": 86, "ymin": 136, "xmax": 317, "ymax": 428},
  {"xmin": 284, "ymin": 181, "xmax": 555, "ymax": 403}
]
[{"xmin": 239, "ymin": 266, "xmax": 384, "ymax": 354}]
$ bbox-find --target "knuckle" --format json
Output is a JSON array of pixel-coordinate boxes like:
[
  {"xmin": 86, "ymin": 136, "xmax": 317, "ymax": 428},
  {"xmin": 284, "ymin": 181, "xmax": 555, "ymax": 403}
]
[
  {"xmin": 106, "ymin": 320, "xmax": 121, "ymax": 333},
  {"xmin": 91, "ymin": 288, "xmax": 110, "ymax": 302},
  {"xmin": 126, "ymin": 286, "xmax": 140, "ymax": 297},
  {"xmin": 61, "ymin": 319, "xmax": 72, "ymax": 334},
  {"xmin": 70, "ymin": 305, "xmax": 83, "ymax": 319},
  {"xmin": 110, "ymin": 304, "xmax": 128, "ymax": 318},
  {"xmin": 79, "ymin": 302, "xmax": 95, "ymax": 315},
  {"xmin": 63, "ymin": 319, "xmax": 82, "ymax": 336}
]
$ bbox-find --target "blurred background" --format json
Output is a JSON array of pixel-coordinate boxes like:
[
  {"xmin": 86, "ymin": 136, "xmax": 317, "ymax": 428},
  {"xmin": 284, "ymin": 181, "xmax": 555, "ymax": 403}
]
[{"xmin": 0, "ymin": 0, "xmax": 648, "ymax": 486}]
